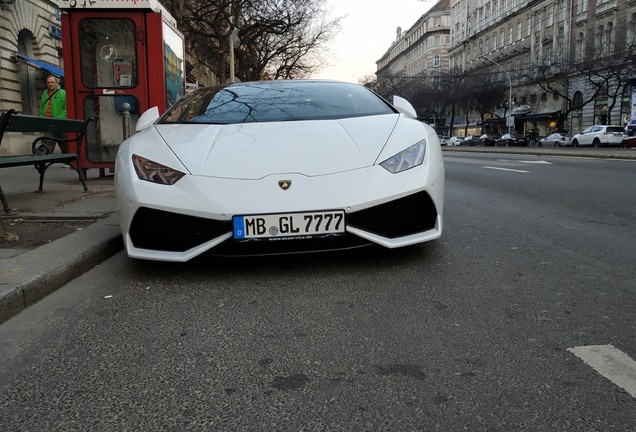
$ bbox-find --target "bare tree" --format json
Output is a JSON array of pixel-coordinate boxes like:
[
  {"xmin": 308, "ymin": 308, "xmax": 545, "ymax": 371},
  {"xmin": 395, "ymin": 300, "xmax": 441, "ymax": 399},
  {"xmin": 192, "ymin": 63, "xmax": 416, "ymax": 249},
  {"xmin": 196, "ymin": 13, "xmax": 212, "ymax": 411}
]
[
  {"xmin": 160, "ymin": 0, "xmax": 342, "ymax": 82},
  {"xmin": 576, "ymin": 24, "xmax": 636, "ymax": 125}
]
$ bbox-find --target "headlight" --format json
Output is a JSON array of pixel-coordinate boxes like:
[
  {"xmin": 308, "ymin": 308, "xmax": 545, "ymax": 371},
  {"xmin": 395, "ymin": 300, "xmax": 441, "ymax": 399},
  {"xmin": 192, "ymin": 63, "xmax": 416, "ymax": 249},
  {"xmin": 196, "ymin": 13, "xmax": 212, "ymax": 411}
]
[
  {"xmin": 380, "ymin": 139, "xmax": 426, "ymax": 173},
  {"xmin": 132, "ymin": 154, "xmax": 185, "ymax": 185}
]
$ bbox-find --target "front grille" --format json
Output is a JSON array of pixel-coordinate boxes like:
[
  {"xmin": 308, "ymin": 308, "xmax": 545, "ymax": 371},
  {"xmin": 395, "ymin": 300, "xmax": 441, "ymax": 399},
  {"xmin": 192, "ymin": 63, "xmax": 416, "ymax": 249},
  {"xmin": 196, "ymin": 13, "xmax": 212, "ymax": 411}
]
[
  {"xmin": 346, "ymin": 191, "xmax": 438, "ymax": 238},
  {"xmin": 129, "ymin": 207, "xmax": 232, "ymax": 252}
]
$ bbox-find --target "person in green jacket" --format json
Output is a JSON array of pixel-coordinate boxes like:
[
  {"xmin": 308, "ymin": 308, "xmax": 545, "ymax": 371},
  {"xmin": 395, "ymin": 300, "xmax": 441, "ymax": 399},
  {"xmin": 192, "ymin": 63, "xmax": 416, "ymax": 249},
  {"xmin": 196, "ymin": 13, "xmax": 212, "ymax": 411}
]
[{"xmin": 38, "ymin": 75, "xmax": 67, "ymax": 154}]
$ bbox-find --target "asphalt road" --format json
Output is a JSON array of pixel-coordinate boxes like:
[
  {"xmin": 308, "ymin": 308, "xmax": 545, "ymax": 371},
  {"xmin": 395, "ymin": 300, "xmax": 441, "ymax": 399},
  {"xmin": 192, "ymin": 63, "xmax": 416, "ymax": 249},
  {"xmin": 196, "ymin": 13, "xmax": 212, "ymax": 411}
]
[{"xmin": 1, "ymin": 152, "xmax": 635, "ymax": 431}]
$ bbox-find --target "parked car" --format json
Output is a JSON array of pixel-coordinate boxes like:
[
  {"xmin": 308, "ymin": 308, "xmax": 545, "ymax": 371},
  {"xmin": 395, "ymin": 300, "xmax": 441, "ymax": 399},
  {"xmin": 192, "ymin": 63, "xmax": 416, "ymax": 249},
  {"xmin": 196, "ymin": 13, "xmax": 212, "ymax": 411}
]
[
  {"xmin": 495, "ymin": 132, "xmax": 529, "ymax": 147},
  {"xmin": 437, "ymin": 134, "xmax": 449, "ymax": 146},
  {"xmin": 538, "ymin": 133, "xmax": 572, "ymax": 147},
  {"xmin": 620, "ymin": 135, "xmax": 636, "ymax": 148},
  {"xmin": 461, "ymin": 135, "xmax": 480, "ymax": 146},
  {"xmin": 571, "ymin": 125, "xmax": 625, "ymax": 148},
  {"xmin": 114, "ymin": 80, "xmax": 445, "ymax": 262},
  {"xmin": 448, "ymin": 136, "xmax": 464, "ymax": 146},
  {"xmin": 476, "ymin": 133, "xmax": 499, "ymax": 146}
]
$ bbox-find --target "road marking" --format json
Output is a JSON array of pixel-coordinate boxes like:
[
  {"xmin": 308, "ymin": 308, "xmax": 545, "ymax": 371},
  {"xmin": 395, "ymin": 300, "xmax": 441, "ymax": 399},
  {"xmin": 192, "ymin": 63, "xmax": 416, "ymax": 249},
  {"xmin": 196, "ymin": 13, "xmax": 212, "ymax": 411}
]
[
  {"xmin": 498, "ymin": 159, "xmax": 553, "ymax": 164},
  {"xmin": 568, "ymin": 345, "xmax": 636, "ymax": 398},
  {"xmin": 482, "ymin": 166, "xmax": 529, "ymax": 173}
]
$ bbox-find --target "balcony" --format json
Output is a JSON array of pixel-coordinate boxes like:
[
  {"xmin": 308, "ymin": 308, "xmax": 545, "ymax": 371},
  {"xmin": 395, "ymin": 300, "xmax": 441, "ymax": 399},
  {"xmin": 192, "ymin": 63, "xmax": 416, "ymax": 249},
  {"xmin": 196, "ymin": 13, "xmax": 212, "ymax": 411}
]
[{"xmin": 596, "ymin": 0, "xmax": 618, "ymax": 15}]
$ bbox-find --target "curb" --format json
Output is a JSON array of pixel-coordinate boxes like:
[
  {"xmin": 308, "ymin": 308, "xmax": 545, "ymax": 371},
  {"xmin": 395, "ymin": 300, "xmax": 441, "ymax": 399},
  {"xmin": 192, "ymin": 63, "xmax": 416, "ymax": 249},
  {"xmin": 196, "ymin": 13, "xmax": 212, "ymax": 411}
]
[
  {"xmin": 0, "ymin": 214, "xmax": 122, "ymax": 324},
  {"xmin": 441, "ymin": 146, "xmax": 636, "ymax": 160}
]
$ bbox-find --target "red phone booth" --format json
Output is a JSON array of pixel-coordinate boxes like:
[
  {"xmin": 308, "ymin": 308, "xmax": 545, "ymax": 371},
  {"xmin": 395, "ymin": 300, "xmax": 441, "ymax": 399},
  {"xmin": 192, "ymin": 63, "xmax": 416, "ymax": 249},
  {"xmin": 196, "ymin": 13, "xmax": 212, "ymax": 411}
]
[{"xmin": 59, "ymin": 0, "xmax": 185, "ymax": 173}]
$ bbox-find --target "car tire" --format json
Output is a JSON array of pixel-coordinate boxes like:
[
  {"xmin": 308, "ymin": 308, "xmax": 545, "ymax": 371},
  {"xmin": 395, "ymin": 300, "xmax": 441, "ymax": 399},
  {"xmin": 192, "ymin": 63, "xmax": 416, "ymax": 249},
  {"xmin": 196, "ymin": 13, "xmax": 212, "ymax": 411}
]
[
  {"xmin": 572, "ymin": 139, "xmax": 579, "ymax": 147},
  {"xmin": 593, "ymin": 139, "xmax": 601, "ymax": 148}
]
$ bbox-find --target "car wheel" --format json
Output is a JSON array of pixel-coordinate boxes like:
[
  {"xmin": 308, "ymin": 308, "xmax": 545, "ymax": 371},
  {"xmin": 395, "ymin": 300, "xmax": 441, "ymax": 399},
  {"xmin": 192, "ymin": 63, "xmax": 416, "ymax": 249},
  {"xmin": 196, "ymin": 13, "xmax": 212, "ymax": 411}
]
[
  {"xmin": 572, "ymin": 139, "xmax": 579, "ymax": 147},
  {"xmin": 593, "ymin": 139, "xmax": 601, "ymax": 148}
]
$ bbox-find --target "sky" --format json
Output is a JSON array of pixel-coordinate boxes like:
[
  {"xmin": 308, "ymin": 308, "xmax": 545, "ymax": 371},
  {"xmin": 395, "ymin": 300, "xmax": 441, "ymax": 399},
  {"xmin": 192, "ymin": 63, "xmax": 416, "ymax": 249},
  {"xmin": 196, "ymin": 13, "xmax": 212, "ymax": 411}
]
[{"xmin": 313, "ymin": 0, "xmax": 438, "ymax": 83}]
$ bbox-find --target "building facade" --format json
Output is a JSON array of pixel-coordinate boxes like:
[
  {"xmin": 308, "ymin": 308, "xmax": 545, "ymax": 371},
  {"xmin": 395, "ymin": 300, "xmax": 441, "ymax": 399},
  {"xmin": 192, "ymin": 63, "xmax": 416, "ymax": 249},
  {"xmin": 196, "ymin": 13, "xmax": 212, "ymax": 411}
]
[
  {"xmin": 0, "ymin": 0, "xmax": 62, "ymax": 154},
  {"xmin": 376, "ymin": 0, "xmax": 451, "ymax": 89},
  {"xmin": 378, "ymin": 0, "xmax": 636, "ymax": 137}
]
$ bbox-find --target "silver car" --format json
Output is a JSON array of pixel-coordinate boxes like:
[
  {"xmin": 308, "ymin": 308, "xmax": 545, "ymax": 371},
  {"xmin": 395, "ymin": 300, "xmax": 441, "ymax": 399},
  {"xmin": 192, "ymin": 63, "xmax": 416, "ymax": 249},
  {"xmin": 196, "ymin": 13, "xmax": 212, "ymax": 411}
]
[
  {"xmin": 571, "ymin": 125, "xmax": 625, "ymax": 148},
  {"xmin": 538, "ymin": 133, "xmax": 572, "ymax": 147}
]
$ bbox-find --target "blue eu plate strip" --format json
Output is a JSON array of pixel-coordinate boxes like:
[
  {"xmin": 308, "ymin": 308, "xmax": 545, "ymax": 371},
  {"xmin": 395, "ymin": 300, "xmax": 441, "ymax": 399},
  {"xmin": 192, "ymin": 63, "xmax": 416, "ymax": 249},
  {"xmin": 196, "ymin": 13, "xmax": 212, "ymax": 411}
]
[{"xmin": 233, "ymin": 216, "xmax": 245, "ymax": 239}]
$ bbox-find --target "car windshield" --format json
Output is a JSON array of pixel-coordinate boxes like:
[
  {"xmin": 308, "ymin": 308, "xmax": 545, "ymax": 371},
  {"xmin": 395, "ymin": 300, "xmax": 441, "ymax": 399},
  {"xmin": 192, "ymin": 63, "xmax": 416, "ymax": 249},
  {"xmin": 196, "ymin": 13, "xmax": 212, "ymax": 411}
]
[{"xmin": 159, "ymin": 81, "xmax": 396, "ymax": 124}]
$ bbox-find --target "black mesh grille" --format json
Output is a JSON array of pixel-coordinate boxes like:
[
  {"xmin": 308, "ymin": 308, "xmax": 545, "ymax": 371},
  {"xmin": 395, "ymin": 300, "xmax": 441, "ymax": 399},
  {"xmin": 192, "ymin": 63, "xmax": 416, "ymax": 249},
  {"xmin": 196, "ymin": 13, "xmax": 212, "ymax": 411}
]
[
  {"xmin": 129, "ymin": 207, "xmax": 232, "ymax": 252},
  {"xmin": 346, "ymin": 191, "xmax": 438, "ymax": 238}
]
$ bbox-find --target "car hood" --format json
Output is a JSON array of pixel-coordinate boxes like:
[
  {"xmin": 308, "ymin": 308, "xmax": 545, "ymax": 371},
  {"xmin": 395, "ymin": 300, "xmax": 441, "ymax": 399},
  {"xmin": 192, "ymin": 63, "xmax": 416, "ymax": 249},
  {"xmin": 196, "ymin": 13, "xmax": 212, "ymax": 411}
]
[{"xmin": 155, "ymin": 115, "xmax": 399, "ymax": 179}]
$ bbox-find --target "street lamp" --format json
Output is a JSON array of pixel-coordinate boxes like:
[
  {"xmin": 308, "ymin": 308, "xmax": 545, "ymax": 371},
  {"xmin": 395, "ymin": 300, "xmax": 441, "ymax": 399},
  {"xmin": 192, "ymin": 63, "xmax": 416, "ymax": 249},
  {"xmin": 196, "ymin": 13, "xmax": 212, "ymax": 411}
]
[{"xmin": 481, "ymin": 54, "xmax": 513, "ymax": 133}]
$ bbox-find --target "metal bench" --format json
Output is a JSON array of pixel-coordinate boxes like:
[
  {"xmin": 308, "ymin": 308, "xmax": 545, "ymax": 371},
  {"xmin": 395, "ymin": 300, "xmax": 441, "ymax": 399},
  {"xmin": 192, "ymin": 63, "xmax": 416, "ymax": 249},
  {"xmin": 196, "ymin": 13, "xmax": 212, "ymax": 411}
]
[{"xmin": 0, "ymin": 109, "xmax": 93, "ymax": 214}]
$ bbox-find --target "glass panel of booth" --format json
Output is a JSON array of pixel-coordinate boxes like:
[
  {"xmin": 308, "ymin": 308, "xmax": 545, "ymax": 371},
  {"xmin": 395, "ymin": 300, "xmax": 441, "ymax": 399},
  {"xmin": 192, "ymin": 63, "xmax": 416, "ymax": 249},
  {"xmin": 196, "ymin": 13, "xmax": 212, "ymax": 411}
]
[
  {"xmin": 79, "ymin": 18, "xmax": 137, "ymax": 88},
  {"xmin": 78, "ymin": 18, "xmax": 139, "ymax": 164},
  {"xmin": 84, "ymin": 95, "xmax": 140, "ymax": 164},
  {"xmin": 163, "ymin": 22, "xmax": 185, "ymax": 109}
]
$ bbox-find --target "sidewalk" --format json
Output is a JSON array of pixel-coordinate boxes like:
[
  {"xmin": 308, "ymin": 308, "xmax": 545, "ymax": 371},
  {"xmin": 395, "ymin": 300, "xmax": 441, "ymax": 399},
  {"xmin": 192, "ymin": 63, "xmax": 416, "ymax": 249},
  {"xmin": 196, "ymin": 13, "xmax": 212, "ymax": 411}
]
[
  {"xmin": 0, "ymin": 164, "xmax": 121, "ymax": 323},
  {"xmin": 1, "ymin": 146, "xmax": 635, "ymax": 324}
]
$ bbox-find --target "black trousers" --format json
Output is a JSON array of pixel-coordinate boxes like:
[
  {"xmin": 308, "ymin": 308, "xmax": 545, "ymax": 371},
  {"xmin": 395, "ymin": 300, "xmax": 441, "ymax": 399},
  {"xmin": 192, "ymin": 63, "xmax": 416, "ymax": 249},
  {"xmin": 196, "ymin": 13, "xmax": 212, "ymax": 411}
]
[{"xmin": 40, "ymin": 131, "xmax": 68, "ymax": 154}]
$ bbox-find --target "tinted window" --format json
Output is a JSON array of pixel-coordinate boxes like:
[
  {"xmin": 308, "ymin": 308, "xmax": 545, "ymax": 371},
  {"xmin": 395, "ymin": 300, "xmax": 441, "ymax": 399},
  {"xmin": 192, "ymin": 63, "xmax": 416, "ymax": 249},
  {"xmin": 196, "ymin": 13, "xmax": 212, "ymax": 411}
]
[
  {"xmin": 606, "ymin": 126, "xmax": 624, "ymax": 133},
  {"xmin": 160, "ymin": 81, "xmax": 395, "ymax": 124}
]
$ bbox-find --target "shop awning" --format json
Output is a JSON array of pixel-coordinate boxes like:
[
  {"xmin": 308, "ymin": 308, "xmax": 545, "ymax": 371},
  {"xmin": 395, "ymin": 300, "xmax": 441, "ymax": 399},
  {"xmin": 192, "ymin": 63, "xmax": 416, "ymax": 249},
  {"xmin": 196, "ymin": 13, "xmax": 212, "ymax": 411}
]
[
  {"xmin": 517, "ymin": 110, "xmax": 562, "ymax": 121},
  {"xmin": 15, "ymin": 54, "xmax": 64, "ymax": 78}
]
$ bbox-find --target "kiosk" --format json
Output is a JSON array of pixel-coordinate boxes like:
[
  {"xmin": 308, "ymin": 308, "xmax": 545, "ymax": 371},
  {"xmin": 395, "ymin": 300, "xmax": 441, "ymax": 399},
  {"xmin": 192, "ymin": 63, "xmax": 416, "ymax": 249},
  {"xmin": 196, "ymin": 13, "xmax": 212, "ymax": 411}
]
[{"xmin": 58, "ymin": 0, "xmax": 185, "ymax": 172}]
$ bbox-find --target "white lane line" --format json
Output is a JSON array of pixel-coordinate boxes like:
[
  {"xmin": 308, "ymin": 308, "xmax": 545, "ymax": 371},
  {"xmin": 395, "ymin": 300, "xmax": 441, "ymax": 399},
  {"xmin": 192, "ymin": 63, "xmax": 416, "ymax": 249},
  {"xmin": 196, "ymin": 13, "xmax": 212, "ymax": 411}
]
[
  {"xmin": 568, "ymin": 345, "xmax": 636, "ymax": 398},
  {"xmin": 482, "ymin": 166, "xmax": 529, "ymax": 173},
  {"xmin": 498, "ymin": 159, "xmax": 553, "ymax": 164}
]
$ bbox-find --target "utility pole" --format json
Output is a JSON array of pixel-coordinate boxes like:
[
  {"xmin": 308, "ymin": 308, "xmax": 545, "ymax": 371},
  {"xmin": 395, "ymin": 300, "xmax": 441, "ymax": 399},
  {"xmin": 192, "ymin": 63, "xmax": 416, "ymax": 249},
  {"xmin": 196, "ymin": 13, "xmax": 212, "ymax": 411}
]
[{"xmin": 481, "ymin": 55, "xmax": 513, "ymax": 134}]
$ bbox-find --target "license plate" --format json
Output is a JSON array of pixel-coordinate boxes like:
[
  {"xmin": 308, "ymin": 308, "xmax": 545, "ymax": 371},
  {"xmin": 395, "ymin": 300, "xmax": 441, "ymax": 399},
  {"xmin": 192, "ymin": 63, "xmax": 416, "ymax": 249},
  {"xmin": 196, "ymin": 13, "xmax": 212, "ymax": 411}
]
[{"xmin": 233, "ymin": 210, "xmax": 345, "ymax": 240}]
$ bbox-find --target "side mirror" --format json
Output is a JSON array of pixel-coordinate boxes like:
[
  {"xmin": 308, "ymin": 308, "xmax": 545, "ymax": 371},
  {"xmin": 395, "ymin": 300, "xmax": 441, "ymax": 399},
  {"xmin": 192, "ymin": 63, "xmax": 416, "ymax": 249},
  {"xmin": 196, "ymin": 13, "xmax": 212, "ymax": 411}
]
[
  {"xmin": 135, "ymin": 106, "xmax": 160, "ymax": 131},
  {"xmin": 392, "ymin": 96, "xmax": 417, "ymax": 119}
]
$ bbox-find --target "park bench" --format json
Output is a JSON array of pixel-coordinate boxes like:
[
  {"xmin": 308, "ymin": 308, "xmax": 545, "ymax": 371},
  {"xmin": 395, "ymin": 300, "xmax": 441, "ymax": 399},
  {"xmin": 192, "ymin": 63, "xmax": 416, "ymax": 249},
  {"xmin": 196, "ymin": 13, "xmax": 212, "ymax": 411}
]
[{"xmin": 0, "ymin": 109, "xmax": 92, "ymax": 214}]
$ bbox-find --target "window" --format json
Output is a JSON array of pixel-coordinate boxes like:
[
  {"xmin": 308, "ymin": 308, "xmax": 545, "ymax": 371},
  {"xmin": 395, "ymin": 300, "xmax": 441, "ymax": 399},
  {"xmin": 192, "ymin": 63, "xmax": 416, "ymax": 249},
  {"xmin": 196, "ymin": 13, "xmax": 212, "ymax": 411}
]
[
  {"xmin": 629, "ymin": 14, "xmax": 636, "ymax": 50},
  {"xmin": 597, "ymin": 25, "xmax": 605, "ymax": 55},
  {"xmin": 517, "ymin": 22, "xmax": 522, "ymax": 40},
  {"xmin": 541, "ymin": 93, "xmax": 547, "ymax": 102},
  {"xmin": 508, "ymin": 26, "xmax": 513, "ymax": 44},
  {"xmin": 576, "ymin": 32, "xmax": 584, "ymax": 61},
  {"xmin": 500, "ymin": 29, "xmax": 505, "ymax": 48},
  {"xmin": 606, "ymin": 22, "xmax": 614, "ymax": 54},
  {"xmin": 79, "ymin": 18, "xmax": 138, "ymax": 88},
  {"xmin": 434, "ymin": 55, "xmax": 441, "ymax": 67}
]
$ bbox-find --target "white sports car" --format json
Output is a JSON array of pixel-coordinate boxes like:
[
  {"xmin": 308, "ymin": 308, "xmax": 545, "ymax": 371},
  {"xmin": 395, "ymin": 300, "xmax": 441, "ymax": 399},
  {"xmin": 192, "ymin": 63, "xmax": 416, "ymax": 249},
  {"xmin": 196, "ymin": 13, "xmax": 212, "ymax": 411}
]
[{"xmin": 115, "ymin": 80, "xmax": 444, "ymax": 262}]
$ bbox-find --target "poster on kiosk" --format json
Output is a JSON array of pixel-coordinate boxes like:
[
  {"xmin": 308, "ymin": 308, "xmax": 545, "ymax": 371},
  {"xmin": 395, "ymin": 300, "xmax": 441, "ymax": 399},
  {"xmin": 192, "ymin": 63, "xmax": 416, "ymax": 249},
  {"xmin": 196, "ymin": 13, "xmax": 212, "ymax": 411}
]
[{"xmin": 58, "ymin": 0, "xmax": 185, "ymax": 172}]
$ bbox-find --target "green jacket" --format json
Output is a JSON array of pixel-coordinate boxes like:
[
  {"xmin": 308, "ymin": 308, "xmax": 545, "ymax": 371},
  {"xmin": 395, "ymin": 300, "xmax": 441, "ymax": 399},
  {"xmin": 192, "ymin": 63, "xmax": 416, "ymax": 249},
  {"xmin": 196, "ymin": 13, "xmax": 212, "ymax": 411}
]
[{"xmin": 39, "ymin": 86, "xmax": 67, "ymax": 118}]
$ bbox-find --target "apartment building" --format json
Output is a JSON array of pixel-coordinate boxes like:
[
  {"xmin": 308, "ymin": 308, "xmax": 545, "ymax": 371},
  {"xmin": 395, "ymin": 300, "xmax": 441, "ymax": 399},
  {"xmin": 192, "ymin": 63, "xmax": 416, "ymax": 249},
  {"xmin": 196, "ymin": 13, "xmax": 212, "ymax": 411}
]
[
  {"xmin": 450, "ymin": 0, "xmax": 636, "ymax": 136},
  {"xmin": 378, "ymin": 0, "xmax": 636, "ymax": 137},
  {"xmin": 376, "ymin": 0, "xmax": 451, "ymax": 89}
]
